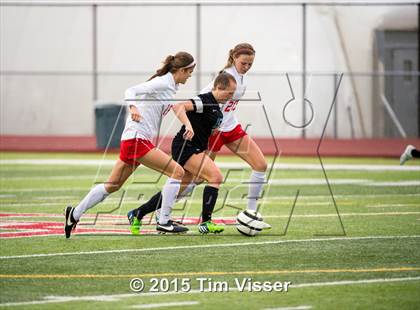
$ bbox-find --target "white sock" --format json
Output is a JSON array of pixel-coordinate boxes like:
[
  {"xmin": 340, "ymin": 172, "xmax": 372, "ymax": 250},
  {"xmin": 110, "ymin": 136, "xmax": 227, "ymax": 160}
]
[
  {"xmin": 176, "ymin": 182, "xmax": 197, "ymax": 202},
  {"xmin": 159, "ymin": 178, "xmax": 181, "ymax": 225},
  {"xmin": 73, "ymin": 184, "xmax": 110, "ymax": 221},
  {"xmin": 247, "ymin": 170, "xmax": 265, "ymax": 211}
]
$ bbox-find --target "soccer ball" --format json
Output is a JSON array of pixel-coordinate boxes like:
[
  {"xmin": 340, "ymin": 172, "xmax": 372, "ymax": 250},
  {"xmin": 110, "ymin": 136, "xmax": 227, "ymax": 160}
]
[{"xmin": 236, "ymin": 209, "xmax": 270, "ymax": 237}]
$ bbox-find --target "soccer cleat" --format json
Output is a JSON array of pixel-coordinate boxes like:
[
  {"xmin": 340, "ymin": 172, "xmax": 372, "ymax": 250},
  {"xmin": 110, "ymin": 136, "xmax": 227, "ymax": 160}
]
[
  {"xmin": 156, "ymin": 220, "xmax": 189, "ymax": 234},
  {"xmin": 154, "ymin": 210, "xmax": 184, "ymax": 226},
  {"xmin": 198, "ymin": 221, "xmax": 225, "ymax": 234},
  {"xmin": 261, "ymin": 221, "xmax": 272, "ymax": 230},
  {"xmin": 64, "ymin": 206, "xmax": 78, "ymax": 239},
  {"xmin": 400, "ymin": 145, "xmax": 415, "ymax": 165},
  {"xmin": 127, "ymin": 210, "xmax": 141, "ymax": 235}
]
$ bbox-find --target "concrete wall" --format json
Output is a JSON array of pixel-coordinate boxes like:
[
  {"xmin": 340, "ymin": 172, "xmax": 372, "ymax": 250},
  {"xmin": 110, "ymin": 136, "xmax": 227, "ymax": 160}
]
[{"xmin": 0, "ymin": 2, "xmax": 417, "ymax": 139}]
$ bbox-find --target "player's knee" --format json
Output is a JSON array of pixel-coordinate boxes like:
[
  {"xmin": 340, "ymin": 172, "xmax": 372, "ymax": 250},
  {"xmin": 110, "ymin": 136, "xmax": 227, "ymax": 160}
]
[
  {"xmin": 253, "ymin": 160, "xmax": 267, "ymax": 172},
  {"xmin": 105, "ymin": 182, "xmax": 121, "ymax": 193},
  {"xmin": 194, "ymin": 178, "xmax": 205, "ymax": 185},
  {"xmin": 208, "ymin": 171, "xmax": 223, "ymax": 185},
  {"xmin": 172, "ymin": 165, "xmax": 185, "ymax": 180}
]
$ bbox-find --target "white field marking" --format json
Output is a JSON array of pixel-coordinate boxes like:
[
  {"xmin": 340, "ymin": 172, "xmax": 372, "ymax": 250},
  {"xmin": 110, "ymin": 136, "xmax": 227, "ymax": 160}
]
[
  {"xmin": 0, "ymin": 188, "xmax": 418, "ymax": 203},
  {"xmin": 366, "ymin": 181, "xmax": 420, "ymax": 186},
  {"xmin": 2, "ymin": 176, "xmax": 420, "ymax": 187},
  {"xmin": 0, "ymin": 201, "xmax": 140, "ymax": 207},
  {"xmin": 0, "ymin": 202, "xmax": 65, "ymax": 207},
  {"xmin": 131, "ymin": 194, "xmax": 420, "ymax": 201},
  {"xmin": 231, "ymin": 178, "xmax": 367, "ymax": 185},
  {"xmin": 2, "ymin": 210, "xmax": 418, "ymax": 222},
  {"xmin": 0, "ymin": 188, "xmax": 90, "ymax": 192},
  {"xmin": 0, "ymin": 198, "xmax": 418, "ymax": 213},
  {"xmin": 33, "ymin": 196, "xmax": 80, "ymax": 200},
  {"xmin": 264, "ymin": 211, "xmax": 420, "ymax": 218},
  {"xmin": 0, "ymin": 175, "xmax": 110, "ymax": 181},
  {"xmin": 1, "ymin": 159, "xmax": 419, "ymax": 171},
  {"xmin": 229, "ymin": 179, "xmax": 420, "ymax": 187},
  {"xmin": 0, "ymin": 200, "xmax": 347, "ymax": 208},
  {"xmin": 366, "ymin": 203, "xmax": 420, "ymax": 208},
  {"xmin": 291, "ymin": 277, "xmax": 420, "ymax": 288},
  {"xmin": 0, "ymin": 175, "xmax": 397, "ymax": 186},
  {"xmin": 0, "ymin": 277, "xmax": 419, "ymax": 308},
  {"xmin": 1, "ymin": 198, "xmax": 338, "ymax": 206},
  {"xmin": 131, "ymin": 301, "xmax": 199, "ymax": 309},
  {"xmin": 0, "ymin": 195, "xmax": 16, "ymax": 198},
  {"xmin": 263, "ymin": 306, "xmax": 312, "ymax": 310},
  {"xmin": 1, "ymin": 235, "xmax": 419, "ymax": 260}
]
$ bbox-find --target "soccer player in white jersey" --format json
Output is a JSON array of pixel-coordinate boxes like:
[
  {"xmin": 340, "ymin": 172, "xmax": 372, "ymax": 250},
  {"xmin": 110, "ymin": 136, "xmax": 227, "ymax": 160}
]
[
  {"xmin": 179, "ymin": 43, "xmax": 270, "ymax": 231},
  {"xmin": 64, "ymin": 52, "xmax": 196, "ymax": 238}
]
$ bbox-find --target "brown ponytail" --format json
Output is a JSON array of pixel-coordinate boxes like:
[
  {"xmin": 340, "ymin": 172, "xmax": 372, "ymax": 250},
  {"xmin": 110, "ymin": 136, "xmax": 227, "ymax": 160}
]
[
  {"xmin": 220, "ymin": 43, "xmax": 255, "ymax": 73},
  {"xmin": 149, "ymin": 52, "xmax": 194, "ymax": 80}
]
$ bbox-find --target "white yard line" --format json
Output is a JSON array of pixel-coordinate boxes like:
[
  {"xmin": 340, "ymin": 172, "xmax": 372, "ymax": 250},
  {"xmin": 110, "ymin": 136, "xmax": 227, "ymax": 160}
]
[
  {"xmin": 0, "ymin": 195, "xmax": 16, "ymax": 198},
  {"xmin": 366, "ymin": 181, "xmax": 420, "ymax": 186},
  {"xmin": 1, "ymin": 159, "xmax": 419, "ymax": 171},
  {"xmin": 0, "ymin": 176, "xmax": 110, "ymax": 181},
  {"xmin": 0, "ymin": 277, "xmax": 419, "ymax": 307},
  {"xmin": 265, "ymin": 211, "xmax": 420, "ymax": 218},
  {"xmin": 131, "ymin": 301, "xmax": 199, "ymax": 309},
  {"xmin": 263, "ymin": 306, "xmax": 312, "ymax": 310},
  {"xmin": 0, "ymin": 188, "xmax": 91, "ymax": 192},
  {"xmin": 1, "ymin": 211, "xmax": 418, "ymax": 220},
  {"xmin": 0, "ymin": 235, "xmax": 419, "ymax": 260},
  {"xmin": 366, "ymin": 204, "xmax": 420, "ymax": 208},
  {"xmin": 291, "ymin": 277, "xmax": 420, "ymax": 288},
  {"xmin": 1, "ymin": 179, "xmax": 419, "ymax": 193}
]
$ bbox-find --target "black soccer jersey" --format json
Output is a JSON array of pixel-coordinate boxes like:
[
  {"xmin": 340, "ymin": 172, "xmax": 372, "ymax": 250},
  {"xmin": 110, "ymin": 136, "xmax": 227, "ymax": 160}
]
[{"xmin": 173, "ymin": 92, "xmax": 223, "ymax": 151}]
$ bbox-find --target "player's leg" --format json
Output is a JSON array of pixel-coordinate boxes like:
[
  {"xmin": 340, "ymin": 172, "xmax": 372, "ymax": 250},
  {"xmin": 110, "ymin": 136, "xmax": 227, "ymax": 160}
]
[
  {"xmin": 225, "ymin": 134, "xmax": 267, "ymax": 211},
  {"xmin": 171, "ymin": 145, "xmax": 218, "ymax": 204},
  {"xmin": 400, "ymin": 145, "xmax": 420, "ymax": 165},
  {"xmin": 137, "ymin": 148, "xmax": 187, "ymax": 233},
  {"xmin": 183, "ymin": 153, "xmax": 225, "ymax": 233},
  {"xmin": 129, "ymin": 171, "xmax": 196, "ymax": 228},
  {"xmin": 124, "ymin": 147, "xmax": 186, "ymax": 235},
  {"xmin": 65, "ymin": 159, "xmax": 137, "ymax": 238},
  {"xmin": 226, "ymin": 135, "xmax": 271, "ymax": 229}
]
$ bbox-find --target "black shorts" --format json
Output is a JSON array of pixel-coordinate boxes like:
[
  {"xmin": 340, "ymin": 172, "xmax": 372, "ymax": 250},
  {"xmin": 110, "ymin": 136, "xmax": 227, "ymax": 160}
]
[{"xmin": 171, "ymin": 138, "xmax": 205, "ymax": 167}]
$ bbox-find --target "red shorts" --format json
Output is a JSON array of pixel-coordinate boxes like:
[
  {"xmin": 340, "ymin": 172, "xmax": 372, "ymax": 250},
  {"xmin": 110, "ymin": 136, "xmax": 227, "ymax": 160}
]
[
  {"xmin": 208, "ymin": 124, "xmax": 247, "ymax": 152},
  {"xmin": 119, "ymin": 138, "xmax": 155, "ymax": 167}
]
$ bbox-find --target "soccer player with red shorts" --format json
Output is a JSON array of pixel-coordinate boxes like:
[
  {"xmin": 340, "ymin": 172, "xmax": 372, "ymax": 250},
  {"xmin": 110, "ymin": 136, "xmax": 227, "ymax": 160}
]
[
  {"xmin": 64, "ymin": 52, "xmax": 196, "ymax": 238},
  {"xmin": 181, "ymin": 43, "xmax": 271, "ymax": 230}
]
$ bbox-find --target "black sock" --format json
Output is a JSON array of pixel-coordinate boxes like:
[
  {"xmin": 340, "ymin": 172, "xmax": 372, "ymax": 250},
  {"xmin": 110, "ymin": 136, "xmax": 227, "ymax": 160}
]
[
  {"xmin": 201, "ymin": 186, "xmax": 219, "ymax": 222},
  {"xmin": 135, "ymin": 192, "xmax": 162, "ymax": 220},
  {"xmin": 411, "ymin": 148, "xmax": 420, "ymax": 158}
]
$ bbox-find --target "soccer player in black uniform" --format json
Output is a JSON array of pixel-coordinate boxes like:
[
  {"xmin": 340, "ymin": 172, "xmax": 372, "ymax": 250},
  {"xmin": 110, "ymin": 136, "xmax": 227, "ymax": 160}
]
[{"xmin": 128, "ymin": 72, "xmax": 237, "ymax": 234}]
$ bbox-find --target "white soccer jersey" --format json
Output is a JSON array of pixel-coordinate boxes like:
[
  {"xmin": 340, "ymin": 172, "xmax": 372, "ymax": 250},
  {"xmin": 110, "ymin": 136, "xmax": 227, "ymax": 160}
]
[
  {"xmin": 122, "ymin": 72, "xmax": 179, "ymax": 141},
  {"xmin": 200, "ymin": 66, "xmax": 246, "ymax": 132}
]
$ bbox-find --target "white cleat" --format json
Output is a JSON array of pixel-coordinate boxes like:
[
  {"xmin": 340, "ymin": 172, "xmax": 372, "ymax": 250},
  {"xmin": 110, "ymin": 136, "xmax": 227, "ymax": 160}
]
[
  {"xmin": 400, "ymin": 145, "xmax": 415, "ymax": 165},
  {"xmin": 261, "ymin": 221, "xmax": 272, "ymax": 230}
]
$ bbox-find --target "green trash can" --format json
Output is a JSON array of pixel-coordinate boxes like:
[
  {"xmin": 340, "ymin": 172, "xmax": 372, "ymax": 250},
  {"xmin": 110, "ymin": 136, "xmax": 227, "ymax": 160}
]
[{"xmin": 95, "ymin": 103, "xmax": 127, "ymax": 149}]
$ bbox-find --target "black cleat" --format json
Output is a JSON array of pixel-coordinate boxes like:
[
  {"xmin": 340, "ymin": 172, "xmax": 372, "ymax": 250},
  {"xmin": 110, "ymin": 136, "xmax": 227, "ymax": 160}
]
[
  {"xmin": 64, "ymin": 206, "xmax": 78, "ymax": 239},
  {"xmin": 156, "ymin": 220, "xmax": 188, "ymax": 234}
]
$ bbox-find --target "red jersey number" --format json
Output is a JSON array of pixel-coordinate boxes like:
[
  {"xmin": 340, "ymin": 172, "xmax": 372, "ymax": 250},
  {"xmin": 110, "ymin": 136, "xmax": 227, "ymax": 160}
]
[{"xmin": 224, "ymin": 100, "xmax": 239, "ymax": 112}]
